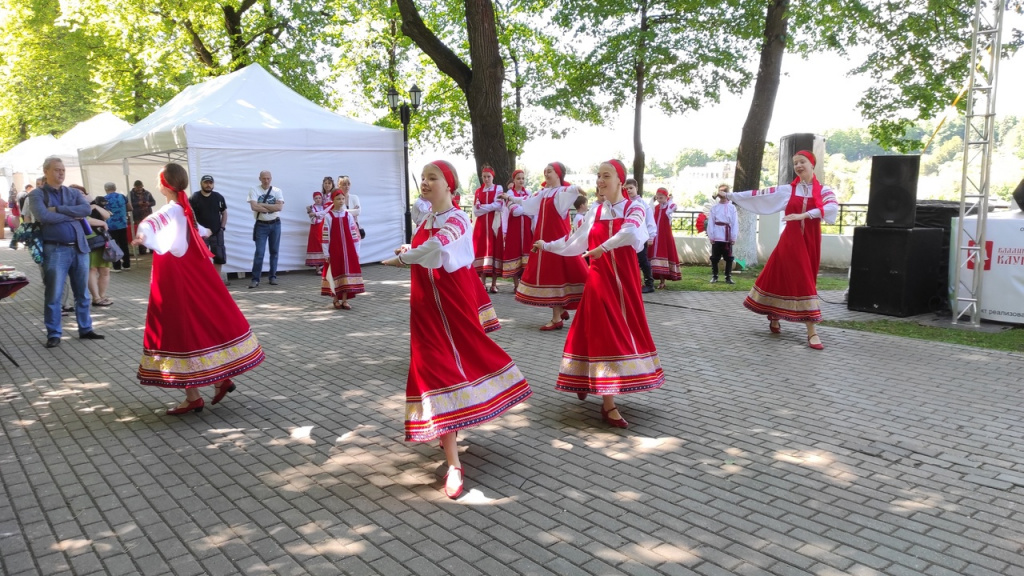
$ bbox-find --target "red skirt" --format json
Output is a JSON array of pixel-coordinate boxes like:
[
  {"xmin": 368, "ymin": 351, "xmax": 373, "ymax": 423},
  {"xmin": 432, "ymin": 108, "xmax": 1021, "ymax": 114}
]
[
  {"xmin": 405, "ymin": 230, "xmax": 529, "ymax": 442},
  {"xmin": 305, "ymin": 221, "xmax": 326, "ymax": 267},
  {"xmin": 456, "ymin": 265, "xmax": 500, "ymax": 333},
  {"xmin": 501, "ymin": 213, "xmax": 533, "ymax": 278},
  {"xmin": 648, "ymin": 208, "xmax": 681, "ymax": 281},
  {"xmin": 744, "ymin": 215, "xmax": 822, "ymax": 322},
  {"xmin": 515, "ymin": 196, "xmax": 587, "ymax": 308},
  {"xmin": 555, "ymin": 208, "xmax": 664, "ymax": 395},
  {"xmin": 138, "ymin": 230, "xmax": 264, "ymax": 388},
  {"xmin": 472, "ymin": 212, "xmax": 503, "ymax": 275}
]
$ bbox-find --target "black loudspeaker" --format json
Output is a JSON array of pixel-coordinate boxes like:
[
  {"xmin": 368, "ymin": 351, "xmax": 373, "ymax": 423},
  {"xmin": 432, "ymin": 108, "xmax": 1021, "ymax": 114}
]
[
  {"xmin": 848, "ymin": 227, "xmax": 944, "ymax": 317},
  {"xmin": 866, "ymin": 155, "xmax": 920, "ymax": 228}
]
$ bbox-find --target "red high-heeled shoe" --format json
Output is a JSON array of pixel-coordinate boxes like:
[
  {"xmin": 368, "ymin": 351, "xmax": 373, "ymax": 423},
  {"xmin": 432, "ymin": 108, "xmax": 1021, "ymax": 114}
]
[
  {"xmin": 601, "ymin": 406, "xmax": 628, "ymax": 429},
  {"xmin": 167, "ymin": 398, "xmax": 204, "ymax": 416},
  {"xmin": 211, "ymin": 379, "xmax": 236, "ymax": 405},
  {"xmin": 444, "ymin": 466, "xmax": 464, "ymax": 499}
]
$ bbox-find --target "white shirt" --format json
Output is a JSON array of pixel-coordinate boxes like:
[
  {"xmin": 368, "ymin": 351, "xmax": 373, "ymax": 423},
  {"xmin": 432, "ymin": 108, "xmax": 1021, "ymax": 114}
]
[
  {"xmin": 138, "ymin": 203, "xmax": 210, "ymax": 257},
  {"xmin": 248, "ymin": 186, "xmax": 284, "ymax": 222},
  {"xmin": 707, "ymin": 201, "xmax": 739, "ymax": 243},
  {"xmin": 346, "ymin": 192, "xmax": 361, "ymax": 225},
  {"xmin": 630, "ymin": 196, "xmax": 657, "ymax": 240},
  {"xmin": 727, "ymin": 182, "xmax": 839, "ymax": 224},
  {"xmin": 411, "ymin": 197, "xmax": 432, "ymax": 227},
  {"xmin": 398, "ymin": 208, "xmax": 473, "ymax": 272},
  {"xmin": 513, "ymin": 185, "xmax": 580, "ymax": 233}
]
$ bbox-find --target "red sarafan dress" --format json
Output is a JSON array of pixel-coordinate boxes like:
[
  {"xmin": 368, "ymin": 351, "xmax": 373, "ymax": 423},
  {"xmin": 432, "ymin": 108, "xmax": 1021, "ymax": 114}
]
[
  {"xmin": 305, "ymin": 201, "xmax": 328, "ymax": 267},
  {"xmin": 136, "ymin": 203, "xmax": 264, "ymax": 388},
  {"xmin": 544, "ymin": 199, "xmax": 664, "ymax": 395},
  {"xmin": 399, "ymin": 208, "xmax": 530, "ymax": 442},
  {"xmin": 730, "ymin": 178, "xmax": 838, "ymax": 322},
  {"xmin": 472, "ymin": 184, "xmax": 504, "ymax": 275},
  {"xmin": 648, "ymin": 200, "xmax": 681, "ymax": 281},
  {"xmin": 501, "ymin": 186, "xmax": 533, "ymax": 278},
  {"xmin": 514, "ymin": 185, "xmax": 588, "ymax": 308},
  {"xmin": 321, "ymin": 208, "xmax": 365, "ymax": 298}
]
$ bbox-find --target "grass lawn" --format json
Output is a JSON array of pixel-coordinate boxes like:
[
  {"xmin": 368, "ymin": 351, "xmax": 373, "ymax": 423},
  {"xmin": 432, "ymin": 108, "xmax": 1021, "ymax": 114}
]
[
  {"xmin": 820, "ymin": 319, "xmax": 1024, "ymax": 353},
  {"xmin": 660, "ymin": 265, "xmax": 848, "ymax": 292}
]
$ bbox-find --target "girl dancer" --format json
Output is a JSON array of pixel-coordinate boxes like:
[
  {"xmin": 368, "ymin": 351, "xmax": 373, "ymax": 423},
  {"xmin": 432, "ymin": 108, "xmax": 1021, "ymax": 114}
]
[
  {"xmin": 321, "ymin": 189, "xmax": 364, "ymax": 310},
  {"xmin": 535, "ymin": 159, "xmax": 664, "ymax": 428},
  {"xmin": 382, "ymin": 160, "xmax": 531, "ymax": 499},
  {"xmin": 511, "ymin": 162, "xmax": 588, "ymax": 330},
  {"xmin": 304, "ymin": 179, "xmax": 332, "ymax": 272},
  {"xmin": 500, "ymin": 169, "xmax": 533, "ymax": 290},
  {"xmin": 472, "ymin": 165, "xmax": 504, "ymax": 292},
  {"xmin": 648, "ymin": 187, "xmax": 682, "ymax": 287},
  {"xmin": 133, "ymin": 163, "xmax": 264, "ymax": 415}
]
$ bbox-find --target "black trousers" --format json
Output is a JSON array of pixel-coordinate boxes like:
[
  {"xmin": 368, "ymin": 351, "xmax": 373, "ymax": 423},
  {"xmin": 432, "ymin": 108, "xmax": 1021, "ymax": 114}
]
[
  {"xmin": 710, "ymin": 241, "xmax": 734, "ymax": 278},
  {"xmin": 109, "ymin": 228, "xmax": 131, "ymax": 270},
  {"xmin": 636, "ymin": 247, "xmax": 654, "ymax": 287}
]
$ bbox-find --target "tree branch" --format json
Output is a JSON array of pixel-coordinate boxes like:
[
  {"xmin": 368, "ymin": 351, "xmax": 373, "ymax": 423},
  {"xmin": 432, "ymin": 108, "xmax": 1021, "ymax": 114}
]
[{"xmin": 395, "ymin": 0, "xmax": 472, "ymax": 91}]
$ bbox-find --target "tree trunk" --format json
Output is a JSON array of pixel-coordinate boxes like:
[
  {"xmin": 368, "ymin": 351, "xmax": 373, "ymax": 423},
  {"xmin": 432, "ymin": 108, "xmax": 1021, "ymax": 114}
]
[
  {"xmin": 632, "ymin": 2, "xmax": 649, "ymax": 195},
  {"xmin": 397, "ymin": 0, "xmax": 510, "ymax": 187},
  {"xmin": 732, "ymin": 0, "xmax": 788, "ymax": 267}
]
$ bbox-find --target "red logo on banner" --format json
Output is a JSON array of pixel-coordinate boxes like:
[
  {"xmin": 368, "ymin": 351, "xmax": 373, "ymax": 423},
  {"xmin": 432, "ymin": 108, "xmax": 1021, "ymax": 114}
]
[{"xmin": 966, "ymin": 240, "xmax": 993, "ymax": 271}]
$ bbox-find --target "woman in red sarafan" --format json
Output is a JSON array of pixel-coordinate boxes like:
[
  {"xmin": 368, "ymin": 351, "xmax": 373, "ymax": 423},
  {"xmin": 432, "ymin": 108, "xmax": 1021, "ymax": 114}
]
[
  {"xmin": 471, "ymin": 164, "xmax": 505, "ymax": 293},
  {"xmin": 320, "ymin": 188, "xmax": 364, "ymax": 310},
  {"xmin": 382, "ymin": 160, "xmax": 531, "ymax": 500},
  {"xmin": 500, "ymin": 169, "xmax": 533, "ymax": 291},
  {"xmin": 537, "ymin": 159, "xmax": 664, "ymax": 429},
  {"xmin": 648, "ymin": 187, "xmax": 682, "ymax": 287},
  {"xmin": 133, "ymin": 163, "xmax": 264, "ymax": 415},
  {"xmin": 511, "ymin": 161, "xmax": 589, "ymax": 331},
  {"xmin": 726, "ymin": 150, "xmax": 838, "ymax": 350}
]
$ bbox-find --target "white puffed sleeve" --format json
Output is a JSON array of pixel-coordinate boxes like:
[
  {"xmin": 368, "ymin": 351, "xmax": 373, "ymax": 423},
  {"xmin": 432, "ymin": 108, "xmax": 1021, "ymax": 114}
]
[
  {"xmin": 399, "ymin": 210, "xmax": 473, "ymax": 272},
  {"xmin": 805, "ymin": 187, "xmax": 839, "ymax": 225},
  {"xmin": 727, "ymin": 185, "xmax": 793, "ymax": 215},
  {"xmin": 138, "ymin": 203, "xmax": 188, "ymax": 257}
]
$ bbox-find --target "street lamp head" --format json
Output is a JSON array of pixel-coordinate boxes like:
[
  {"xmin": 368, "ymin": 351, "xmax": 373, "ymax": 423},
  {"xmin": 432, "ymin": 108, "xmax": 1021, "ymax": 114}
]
[
  {"xmin": 386, "ymin": 87, "xmax": 400, "ymax": 111},
  {"xmin": 410, "ymin": 84, "xmax": 422, "ymax": 110}
]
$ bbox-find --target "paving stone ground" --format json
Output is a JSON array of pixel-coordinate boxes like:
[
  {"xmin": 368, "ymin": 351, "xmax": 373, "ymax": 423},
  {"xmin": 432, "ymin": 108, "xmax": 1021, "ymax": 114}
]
[{"xmin": 2, "ymin": 243, "xmax": 1024, "ymax": 576}]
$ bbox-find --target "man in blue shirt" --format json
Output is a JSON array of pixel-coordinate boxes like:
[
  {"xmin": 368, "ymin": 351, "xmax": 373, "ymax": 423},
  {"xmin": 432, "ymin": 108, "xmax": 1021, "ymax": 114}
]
[
  {"xmin": 26, "ymin": 157, "xmax": 105, "ymax": 348},
  {"xmin": 103, "ymin": 182, "xmax": 131, "ymax": 271}
]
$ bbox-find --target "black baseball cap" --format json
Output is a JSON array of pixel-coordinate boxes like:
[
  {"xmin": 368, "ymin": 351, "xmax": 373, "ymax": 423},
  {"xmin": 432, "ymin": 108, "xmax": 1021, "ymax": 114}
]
[{"xmin": 201, "ymin": 175, "xmax": 214, "ymax": 183}]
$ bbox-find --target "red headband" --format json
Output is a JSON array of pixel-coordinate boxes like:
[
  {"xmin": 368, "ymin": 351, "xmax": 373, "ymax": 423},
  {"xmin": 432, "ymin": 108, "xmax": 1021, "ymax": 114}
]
[
  {"xmin": 159, "ymin": 171, "xmax": 183, "ymax": 195},
  {"xmin": 549, "ymin": 162, "xmax": 568, "ymax": 186},
  {"xmin": 331, "ymin": 189, "xmax": 345, "ymax": 200},
  {"xmin": 430, "ymin": 160, "xmax": 457, "ymax": 193},
  {"xmin": 795, "ymin": 150, "xmax": 816, "ymax": 166},
  {"xmin": 481, "ymin": 167, "xmax": 494, "ymax": 177},
  {"xmin": 607, "ymin": 159, "xmax": 627, "ymax": 185},
  {"xmin": 656, "ymin": 187, "xmax": 669, "ymax": 195},
  {"xmin": 511, "ymin": 169, "xmax": 524, "ymax": 180},
  {"xmin": 313, "ymin": 191, "xmax": 323, "ymax": 198}
]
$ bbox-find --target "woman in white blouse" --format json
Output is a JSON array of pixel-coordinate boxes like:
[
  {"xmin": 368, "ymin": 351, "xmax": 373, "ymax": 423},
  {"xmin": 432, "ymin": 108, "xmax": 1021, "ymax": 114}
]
[
  {"xmin": 337, "ymin": 175, "xmax": 362, "ymax": 237},
  {"xmin": 725, "ymin": 150, "xmax": 839, "ymax": 350}
]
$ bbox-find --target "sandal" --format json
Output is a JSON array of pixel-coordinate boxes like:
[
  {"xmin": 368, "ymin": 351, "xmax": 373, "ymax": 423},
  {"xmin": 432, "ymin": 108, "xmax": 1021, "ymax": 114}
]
[
  {"xmin": 332, "ymin": 299, "xmax": 343, "ymax": 309},
  {"xmin": 93, "ymin": 298, "xmax": 113, "ymax": 307},
  {"xmin": 340, "ymin": 302, "xmax": 351, "ymax": 310},
  {"xmin": 488, "ymin": 285, "xmax": 498, "ymax": 294}
]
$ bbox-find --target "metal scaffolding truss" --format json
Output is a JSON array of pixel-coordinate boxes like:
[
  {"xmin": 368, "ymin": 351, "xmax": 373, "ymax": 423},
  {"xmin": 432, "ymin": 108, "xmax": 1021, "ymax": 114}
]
[{"xmin": 952, "ymin": 0, "xmax": 1006, "ymax": 326}]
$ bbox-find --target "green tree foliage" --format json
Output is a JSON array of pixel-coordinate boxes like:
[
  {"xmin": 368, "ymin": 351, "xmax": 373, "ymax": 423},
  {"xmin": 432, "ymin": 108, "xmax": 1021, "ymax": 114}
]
[
  {"xmin": 552, "ymin": 0, "xmax": 758, "ymax": 193},
  {"xmin": 823, "ymin": 128, "xmax": 886, "ymax": 161},
  {"xmin": 0, "ymin": 0, "xmax": 99, "ymax": 149}
]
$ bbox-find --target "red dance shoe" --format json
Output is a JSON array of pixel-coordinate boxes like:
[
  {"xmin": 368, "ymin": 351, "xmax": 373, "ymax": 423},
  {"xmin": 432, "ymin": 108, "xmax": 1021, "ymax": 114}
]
[
  {"xmin": 601, "ymin": 406, "xmax": 628, "ymax": 429},
  {"xmin": 539, "ymin": 320, "xmax": 564, "ymax": 331},
  {"xmin": 769, "ymin": 320, "xmax": 781, "ymax": 334},
  {"xmin": 807, "ymin": 334, "xmax": 824, "ymax": 350},
  {"xmin": 167, "ymin": 398, "xmax": 204, "ymax": 416},
  {"xmin": 211, "ymin": 379, "xmax": 236, "ymax": 405},
  {"xmin": 443, "ymin": 466, "xmax": 464, "ymax": 499},
  {"xmin": 561, "ymin": 310, "xmax": 570, "ymax": 321},
  {"xmin": 577, "ymin": 392, "xmax": 588, "ymax": 401}
]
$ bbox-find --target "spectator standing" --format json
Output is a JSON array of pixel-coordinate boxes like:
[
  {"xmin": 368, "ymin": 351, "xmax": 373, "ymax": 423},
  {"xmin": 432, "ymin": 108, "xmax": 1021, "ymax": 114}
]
[
  {"xmin": 708, "ymin": 184, "xmax": 738, "ymax": 284},
  {"xmin": 103, "ymin": 182, "xmax": 131, "ymax": 271},
  {"xmin": 337, "ymin": 175, "xmax": 361, "ymax": 233},
  {"xmin": 77, "ymin": 188, "xmax": 114, "ymax": 307},
  {"xmin": 26, "ymin": 157, "xmax": 105, "ymax": 348},
  {"xmin": 247, "ymin": 170, "xmax": 284, "ymax": 288},
  {"xmin": 130, "ymin": 180, "xmax": 155, "ymax": 254},
  {"xmin": 189, "ymin": 175, "xmax": 229, "ymax": 283}
]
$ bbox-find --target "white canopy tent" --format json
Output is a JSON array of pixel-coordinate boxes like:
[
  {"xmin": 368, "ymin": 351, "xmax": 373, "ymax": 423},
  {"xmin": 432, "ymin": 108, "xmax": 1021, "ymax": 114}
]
[
  {"xmin": 78, "ymin": 64, "xmax": 405, "ymax": 271},
  {"xmin": 53, "ymin": 112, "xmax": 140, "ymax": 196},
  {"xmin": 0, "ymin": 134, "xmax": 58, "ymax": 192}
]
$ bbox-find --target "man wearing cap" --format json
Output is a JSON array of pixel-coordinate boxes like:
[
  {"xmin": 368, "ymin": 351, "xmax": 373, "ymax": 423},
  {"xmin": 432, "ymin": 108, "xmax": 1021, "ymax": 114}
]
[
  {"xmin": 190, "ymin": 175, "xmax": 229, "ymax": 283},
  {"xmin": 247, "ymin": 170, "xmax": 284, "ymax": 288}
]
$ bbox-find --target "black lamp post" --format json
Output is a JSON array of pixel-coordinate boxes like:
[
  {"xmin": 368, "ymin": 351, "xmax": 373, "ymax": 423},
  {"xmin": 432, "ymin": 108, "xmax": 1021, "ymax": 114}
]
[{"xmin": 388, "ymin": 84, "xmax": 422, "ymax": 244}]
